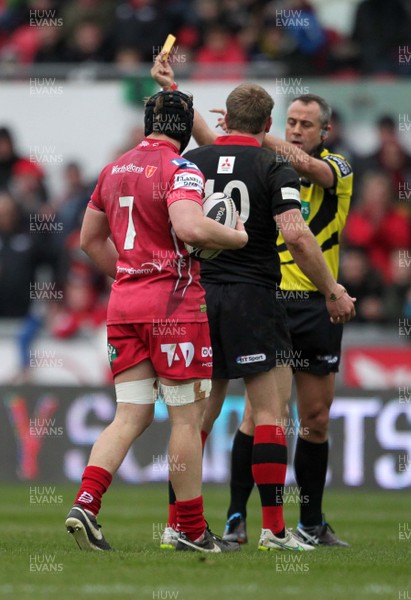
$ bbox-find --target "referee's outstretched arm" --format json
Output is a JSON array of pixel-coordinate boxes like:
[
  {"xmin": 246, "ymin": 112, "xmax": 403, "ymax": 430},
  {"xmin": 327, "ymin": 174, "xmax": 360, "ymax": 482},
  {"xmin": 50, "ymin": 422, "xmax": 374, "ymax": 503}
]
[{"xmin": 263, "ymin": 134, "xmax": 333, "ymax": 188}]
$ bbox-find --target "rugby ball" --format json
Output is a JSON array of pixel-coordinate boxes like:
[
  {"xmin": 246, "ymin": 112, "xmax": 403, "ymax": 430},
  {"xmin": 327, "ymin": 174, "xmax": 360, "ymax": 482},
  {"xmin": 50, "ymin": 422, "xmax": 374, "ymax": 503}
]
[{"xmin": 185, "ymin": 192, "xmax": 237, "ymax": 260}]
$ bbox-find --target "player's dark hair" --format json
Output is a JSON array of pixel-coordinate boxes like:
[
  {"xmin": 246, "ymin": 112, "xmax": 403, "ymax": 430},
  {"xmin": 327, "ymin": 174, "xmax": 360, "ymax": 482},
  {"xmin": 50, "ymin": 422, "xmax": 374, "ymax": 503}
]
[
  {"xmin": 144, "ymin": 90, "xmax": 194, "ymax": 153},
  {"xmin": 0, "ymin": 126, "xmax": 14, "ymax": 145},
  {"xmin": 290, "ymin": 94, "xmax": 332, "ymax": 128},
  {"xmin": 226, "ymin": 84, "xmax": 274, "ymax": 134},
  {"xmin": 377, "ymin": 114, "xmax": 395, "ymax": 130}
]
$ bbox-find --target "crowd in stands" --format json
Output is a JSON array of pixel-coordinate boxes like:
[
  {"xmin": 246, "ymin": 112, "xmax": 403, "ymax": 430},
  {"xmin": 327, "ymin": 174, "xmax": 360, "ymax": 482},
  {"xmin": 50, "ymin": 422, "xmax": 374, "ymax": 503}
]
[
  {"xmin": 0, "ymin": 0, "xmax": 410, "ymax": 76},
  {"xmin": 1, "ymin": 112, "xmax": 410, "ymax": 334},
  {"xmin": 0, "ymin": 0, "xmax": 410, "ymax": 381}
]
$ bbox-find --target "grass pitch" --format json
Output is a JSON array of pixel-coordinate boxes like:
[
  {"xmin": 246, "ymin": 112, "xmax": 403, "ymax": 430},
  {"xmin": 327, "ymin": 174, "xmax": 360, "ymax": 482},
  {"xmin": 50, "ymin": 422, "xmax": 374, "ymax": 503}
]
[{"xmin": 0, "ymin": 484, "xmax": 409, "ymax": 600}]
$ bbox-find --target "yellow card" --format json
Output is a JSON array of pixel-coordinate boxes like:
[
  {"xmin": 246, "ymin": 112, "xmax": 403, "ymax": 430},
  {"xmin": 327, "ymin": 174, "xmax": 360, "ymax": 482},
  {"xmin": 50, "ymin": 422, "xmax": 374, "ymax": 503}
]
[{"xmin": 161, "ymin": 34, "xmax": 176, "ymax": 61}]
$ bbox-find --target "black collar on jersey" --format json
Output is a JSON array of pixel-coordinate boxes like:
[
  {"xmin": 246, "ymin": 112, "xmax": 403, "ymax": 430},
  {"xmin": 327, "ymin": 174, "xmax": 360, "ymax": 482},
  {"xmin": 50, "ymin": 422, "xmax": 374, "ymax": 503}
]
[{"xmin": 311, "ymin": 142, "xmax": 325, "ymax": 158}]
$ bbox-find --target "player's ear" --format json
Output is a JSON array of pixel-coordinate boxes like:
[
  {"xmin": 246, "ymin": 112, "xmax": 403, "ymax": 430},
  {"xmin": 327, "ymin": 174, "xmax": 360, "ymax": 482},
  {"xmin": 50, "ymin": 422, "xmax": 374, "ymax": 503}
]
[{"xmin": 264, "ymin": 117, "xmax": 272, "ymax": 133}]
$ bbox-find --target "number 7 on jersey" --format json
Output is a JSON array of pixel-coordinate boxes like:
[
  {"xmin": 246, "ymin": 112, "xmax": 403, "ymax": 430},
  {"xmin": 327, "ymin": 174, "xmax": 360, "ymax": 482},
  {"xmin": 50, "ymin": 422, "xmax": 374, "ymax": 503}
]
[{"xmin": 119, "ymin": 196, "xmax": 136, "ymax": 250}]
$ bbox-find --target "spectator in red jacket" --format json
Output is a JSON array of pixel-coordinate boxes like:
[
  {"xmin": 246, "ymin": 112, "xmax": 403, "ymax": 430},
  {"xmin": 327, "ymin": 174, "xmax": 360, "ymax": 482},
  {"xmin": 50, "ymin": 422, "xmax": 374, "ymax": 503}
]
[
  {"xmin": 344, "ymin": 171, "xmax": 411, "ymax": 283},
  {"xmin": 194, "ymin": 23, "xmax": 248, "ymax": 80}
]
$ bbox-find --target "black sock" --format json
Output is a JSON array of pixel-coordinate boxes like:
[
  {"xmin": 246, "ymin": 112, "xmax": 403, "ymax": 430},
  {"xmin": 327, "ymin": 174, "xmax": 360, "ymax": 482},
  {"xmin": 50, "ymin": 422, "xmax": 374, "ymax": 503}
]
[
  {"xmin": 294, "ymin": 437, "xmax": 328, "ymax": 527},
  {"xmin": 227, "ymin": 429, "xmax": 255, "ymax": 519},
  {"xmin": 168, "ymin": 479, "xmax": 176, "ymax": 504}
]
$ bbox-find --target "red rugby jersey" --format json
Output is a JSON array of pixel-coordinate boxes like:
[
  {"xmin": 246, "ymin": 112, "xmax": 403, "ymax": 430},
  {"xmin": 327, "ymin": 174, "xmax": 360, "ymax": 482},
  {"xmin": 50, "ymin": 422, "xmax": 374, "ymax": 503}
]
[{"xmin": 89, "ymin": 138, "xmax": 207, "ymax": 323}]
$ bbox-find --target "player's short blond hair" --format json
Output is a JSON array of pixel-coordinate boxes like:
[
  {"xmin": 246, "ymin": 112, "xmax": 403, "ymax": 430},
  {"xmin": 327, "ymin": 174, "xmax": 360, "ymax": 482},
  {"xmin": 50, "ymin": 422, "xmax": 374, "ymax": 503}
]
[{"xmin": 226, "ymin": 84, "xmax": 274, "ymax": 135}]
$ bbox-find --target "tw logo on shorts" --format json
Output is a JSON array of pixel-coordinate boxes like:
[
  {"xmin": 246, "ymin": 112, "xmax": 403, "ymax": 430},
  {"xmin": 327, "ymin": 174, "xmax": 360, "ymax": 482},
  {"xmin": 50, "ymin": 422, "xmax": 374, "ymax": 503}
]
[{"xmin": 161, "ymin": 342, "xmax": 194, "ymax": 368}]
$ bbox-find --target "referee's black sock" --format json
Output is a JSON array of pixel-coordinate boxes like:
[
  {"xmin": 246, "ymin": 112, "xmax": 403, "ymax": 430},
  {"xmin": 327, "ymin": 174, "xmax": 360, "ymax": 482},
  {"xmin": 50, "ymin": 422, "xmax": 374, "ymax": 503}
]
[
  {"xmin": 294, "ymin": 436, "xmax": 329, "ymax": 527},
  {"xmin": 227, "ymin": 429, "xmax": 255, "ymax": 519}
]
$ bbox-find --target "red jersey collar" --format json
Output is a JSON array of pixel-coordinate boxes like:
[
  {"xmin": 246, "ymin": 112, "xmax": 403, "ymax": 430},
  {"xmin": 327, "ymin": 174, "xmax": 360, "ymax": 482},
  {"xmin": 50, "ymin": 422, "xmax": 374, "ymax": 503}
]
[
  {"xmin": 139, "ymin": 137, "xmax": 180, "ymax": 152},
  {"xmin": 214, "ymin": 135, "xmax": 261, "ymax": 147}
]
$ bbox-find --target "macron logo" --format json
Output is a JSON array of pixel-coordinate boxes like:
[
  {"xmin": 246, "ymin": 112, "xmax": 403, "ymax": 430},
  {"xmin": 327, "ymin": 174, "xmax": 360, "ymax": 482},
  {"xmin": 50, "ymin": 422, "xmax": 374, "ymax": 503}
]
[{"xmin": 78, "ymin": 491, "xmax": 94, "ymax": 504}]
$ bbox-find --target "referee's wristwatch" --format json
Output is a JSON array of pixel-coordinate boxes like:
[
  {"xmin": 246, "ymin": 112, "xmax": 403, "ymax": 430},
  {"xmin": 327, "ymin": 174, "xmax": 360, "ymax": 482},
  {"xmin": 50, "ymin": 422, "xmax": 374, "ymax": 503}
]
[{"xmin": 329, "ymin": 287, "xmax": 347, "ymax": 302}]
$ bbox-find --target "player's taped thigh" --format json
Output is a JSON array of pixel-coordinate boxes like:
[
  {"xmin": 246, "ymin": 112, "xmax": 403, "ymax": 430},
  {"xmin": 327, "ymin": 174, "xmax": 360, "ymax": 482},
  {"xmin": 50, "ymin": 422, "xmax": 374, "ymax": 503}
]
[
  {"xmin": 159, "ymin": 379, "xmax": 211, "ymax": 406},
  {"xmin": 115, "ymin": 378, "xmax": 156, "ymax": 404}
]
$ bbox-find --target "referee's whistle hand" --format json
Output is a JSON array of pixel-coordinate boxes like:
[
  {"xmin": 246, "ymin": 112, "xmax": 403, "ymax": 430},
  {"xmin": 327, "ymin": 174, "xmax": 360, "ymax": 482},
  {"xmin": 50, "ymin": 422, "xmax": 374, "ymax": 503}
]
[
  {"xmin": 326, "ymin": 289, "xmax": 357, "ymax": 325},
  {"xmin": 210, "ymin": 108, "xmax": 227, "ymax": 131}
]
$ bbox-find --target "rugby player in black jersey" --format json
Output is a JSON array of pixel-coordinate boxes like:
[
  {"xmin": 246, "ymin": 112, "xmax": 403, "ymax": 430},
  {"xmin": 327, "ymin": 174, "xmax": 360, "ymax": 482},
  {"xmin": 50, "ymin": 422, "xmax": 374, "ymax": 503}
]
[
  {"xmin": 203, "ymin": 96, "xmax": 354, "ymax": 548},
  {"xmin": 222, "ymin": 95, "xmax": 354, "ymax": 548}
]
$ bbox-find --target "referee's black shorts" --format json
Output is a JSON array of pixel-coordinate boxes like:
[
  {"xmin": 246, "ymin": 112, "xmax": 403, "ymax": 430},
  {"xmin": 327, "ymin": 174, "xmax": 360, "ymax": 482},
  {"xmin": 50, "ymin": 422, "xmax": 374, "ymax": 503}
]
[
  {"xmin": 203, "ymin": 281, "xmax": 292, "ymax": 379},
  {"xmin": 283, "ymin": 291, "xmax": 343, "ymax": 375}
]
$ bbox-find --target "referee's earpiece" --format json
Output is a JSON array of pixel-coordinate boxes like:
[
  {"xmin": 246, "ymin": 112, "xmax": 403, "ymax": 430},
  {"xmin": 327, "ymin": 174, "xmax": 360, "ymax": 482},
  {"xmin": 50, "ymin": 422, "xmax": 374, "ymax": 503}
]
[{"xmin": 320, "ymin": 126, "xmax": 329, "ymax": 139}]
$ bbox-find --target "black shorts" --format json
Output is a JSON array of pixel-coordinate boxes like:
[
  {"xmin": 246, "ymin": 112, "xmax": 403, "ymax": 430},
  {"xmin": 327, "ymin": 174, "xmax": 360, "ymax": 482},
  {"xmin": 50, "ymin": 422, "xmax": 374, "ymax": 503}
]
[
  {"xmin": 284, "ymin": 292, "xmax": 343, "ymax": 375},
  {"xmin": 203, "ymin": 281, "xmax": 292, "ymax": 379}
]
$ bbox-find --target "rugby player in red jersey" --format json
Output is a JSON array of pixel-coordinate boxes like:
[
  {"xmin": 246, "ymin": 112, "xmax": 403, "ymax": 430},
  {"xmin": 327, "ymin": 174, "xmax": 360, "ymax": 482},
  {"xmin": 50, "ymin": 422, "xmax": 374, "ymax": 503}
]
[{"xmin": 65, "ymin": 90, "xmax": 247, "ymax": 553}]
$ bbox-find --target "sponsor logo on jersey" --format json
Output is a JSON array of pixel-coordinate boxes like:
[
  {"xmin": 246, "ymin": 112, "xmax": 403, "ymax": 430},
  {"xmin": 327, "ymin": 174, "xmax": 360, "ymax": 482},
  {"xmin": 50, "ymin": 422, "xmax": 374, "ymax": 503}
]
[
  {"xmin": 107, "ymin": 343, "xmax": 118, "ymax": 364},
  {"xmin": 171, "ymin": 158, "xmax": 200, "ymax": 170},
  {"xmin": 111, "ymin": 163, "xmax": 144, "ymax": 175},
  {"xmin": 324, "ymin": 155, "xmax": 352, "ymax": 177},
  {"xmin": 117, "ymin": 265, "xmax": 157, "ymax": 275},
  {"xmin": 173, "ymin": 172, "xmax": 204, "ymax": 193},
  {"xmin": 145, "ymin": 165, "xmax": 158, "ymax": 178},
  {"xmin": 201, "ymin": 346, "xmax": 213, "ymax": 358},
  {"xmin": 161, "ymin": 342, "xmax": 195, "ymax": 368},
  {"xmin": 281, "ymin": 186, "xmax": 301, "ymax": 202},
  {"xmin": 141, "ymin": 261, "xmax": 163, "ymax": 272},
  {"xmin": 236, "ymin": 353, "xmax": 267, "ymax": 364},
  {"xmin": 200, "ymin": 304, "xmax": 207, "ymax": 313},
  {"xmin": 139, "ymin": 140, "xmax": 149, "ymax": 147},
  {"xmin": 301, "ymin": 200, "xmax": 310, "ymax": 220},
  {"xmin": 217, "ymin": 156, "xmax": 235, "ymax": 174}
]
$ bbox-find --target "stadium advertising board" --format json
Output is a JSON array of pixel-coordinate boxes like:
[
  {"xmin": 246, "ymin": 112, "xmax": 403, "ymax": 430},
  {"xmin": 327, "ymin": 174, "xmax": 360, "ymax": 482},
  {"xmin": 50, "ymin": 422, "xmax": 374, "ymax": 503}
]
[
  {"xmin": 344, "ymin": 347, "xmax": 411, "ymax": 389},
  {"xmin": 0, "ymin": 386, "xmax": 409, "ymax": 489}
]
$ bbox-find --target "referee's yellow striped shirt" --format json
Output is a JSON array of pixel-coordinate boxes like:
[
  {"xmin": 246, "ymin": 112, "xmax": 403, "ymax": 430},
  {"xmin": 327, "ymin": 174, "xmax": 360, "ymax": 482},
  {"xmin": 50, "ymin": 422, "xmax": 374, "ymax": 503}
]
[{"xmin": 277, "ymin": 148, "xmax": 353, "ymax": 292}]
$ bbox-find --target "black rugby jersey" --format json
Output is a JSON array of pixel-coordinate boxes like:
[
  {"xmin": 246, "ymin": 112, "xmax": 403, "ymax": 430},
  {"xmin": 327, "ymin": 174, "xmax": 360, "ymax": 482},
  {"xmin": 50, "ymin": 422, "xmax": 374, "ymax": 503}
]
[{"xmin": 184, "ymin": 135, "xmax": 301, "ymax": 288}]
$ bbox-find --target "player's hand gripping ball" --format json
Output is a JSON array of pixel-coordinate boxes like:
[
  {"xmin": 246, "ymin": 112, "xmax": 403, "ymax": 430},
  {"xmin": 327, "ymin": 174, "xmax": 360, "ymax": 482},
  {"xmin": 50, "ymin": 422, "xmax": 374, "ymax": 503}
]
[{"xmin": 185, "ymin": 192, "xmax": 237, "ymax": 260}]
